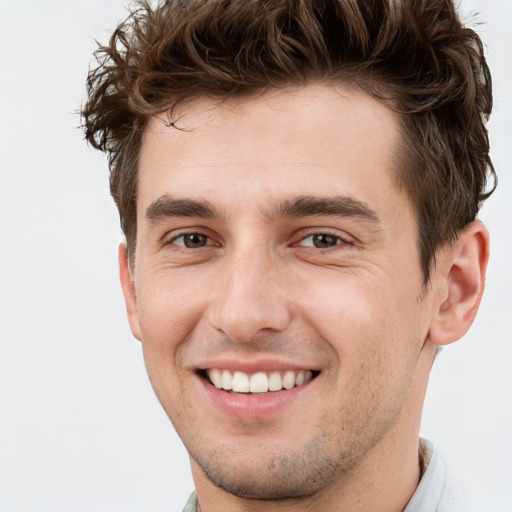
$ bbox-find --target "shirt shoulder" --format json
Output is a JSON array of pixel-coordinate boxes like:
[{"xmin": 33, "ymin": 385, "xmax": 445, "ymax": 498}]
[
  {"xmin": 405, "ymin": 438, "xmax": 488, "ymax": 512},
  {"xmin": 182, "ymin": 491, "xmax": 198, "ymax": 512}
]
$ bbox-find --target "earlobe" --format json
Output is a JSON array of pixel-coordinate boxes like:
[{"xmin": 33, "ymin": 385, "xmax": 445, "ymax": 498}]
[
  {"xmin": 118, "ymin": 243, "xmax": 142, "ymax": 341},
  {"xmin": 428, "ymin": 221, "xmax": 489, "ymax": 346}
]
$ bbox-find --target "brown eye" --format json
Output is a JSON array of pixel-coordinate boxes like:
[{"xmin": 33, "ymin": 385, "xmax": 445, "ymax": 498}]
[
  {"xmin": 173, "ymin": 233, "xmax": 210, "ymax": 248},
  {"xmin": 298, "ymin": 233, "xmax": 341, "ymax": 249},
  {"xmin": 311, "ymin": 234, "xmax": 339, "ymax": 248}
]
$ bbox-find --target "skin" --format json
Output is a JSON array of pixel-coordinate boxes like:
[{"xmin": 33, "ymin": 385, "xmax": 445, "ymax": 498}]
[{"xmin": 119, "ymin": 83, "xmax": 489, "ymax": 512}]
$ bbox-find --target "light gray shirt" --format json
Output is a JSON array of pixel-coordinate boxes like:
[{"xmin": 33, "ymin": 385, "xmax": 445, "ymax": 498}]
[{"xmin": 181, "ymin": 439, "xmax": 471, "ymax": 512}]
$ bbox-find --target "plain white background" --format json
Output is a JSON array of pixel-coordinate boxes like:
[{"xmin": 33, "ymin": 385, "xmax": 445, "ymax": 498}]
[{"xmin": 0, "ymin": 1, "xmax": 510, "ymax": 510}]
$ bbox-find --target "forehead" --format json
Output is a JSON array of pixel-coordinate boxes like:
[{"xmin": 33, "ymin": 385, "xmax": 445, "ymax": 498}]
[{"xmin": 138, "ymin": 83, "xmax": 405, "ymax": 217}]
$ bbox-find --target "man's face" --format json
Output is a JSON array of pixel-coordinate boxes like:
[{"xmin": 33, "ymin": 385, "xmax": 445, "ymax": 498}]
[{"xmin": 123, "ymin": 84, "xmax": 439, "ymax": 499}]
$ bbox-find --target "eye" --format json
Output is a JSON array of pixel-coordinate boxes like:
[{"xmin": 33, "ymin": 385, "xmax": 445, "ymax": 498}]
[
  {"xmin": 171, "ymin": 232, "xmax": 212, "ymax": 248},
  {"xmin": 298, "ymin": 233, "xmax": 344, "ymax": 249}
]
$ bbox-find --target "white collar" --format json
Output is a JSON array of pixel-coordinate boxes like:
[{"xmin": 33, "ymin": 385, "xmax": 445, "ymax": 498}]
[{"xmin": 404, "ymin": 438, "xmax": 447, "ymax": 512}]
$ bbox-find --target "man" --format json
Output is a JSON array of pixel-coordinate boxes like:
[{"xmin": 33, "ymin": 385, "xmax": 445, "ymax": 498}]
[{"xmin": 82, "ymin": 0, "xmax": 495, "ymax": 510}]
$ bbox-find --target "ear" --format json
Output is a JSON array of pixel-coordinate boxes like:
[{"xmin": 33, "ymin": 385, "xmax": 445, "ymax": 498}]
[
  {"xmin": 428, "ymin": 221, "xmax": 489, "ymax": 346},
  {"xmin": 118, "ymin": 243, "xmax": 142, "ymax": 341}
]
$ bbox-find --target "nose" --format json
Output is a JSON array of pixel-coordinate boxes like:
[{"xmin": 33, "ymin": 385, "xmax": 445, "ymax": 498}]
[{"xmin": 207, "ymin": 245, "xmax": 292, "ymax": 342}]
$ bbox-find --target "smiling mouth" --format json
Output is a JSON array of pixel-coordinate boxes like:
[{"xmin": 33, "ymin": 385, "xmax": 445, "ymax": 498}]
[{"xmin": 201, "ymin": 369, "xmax": 320, "ymax": 394}]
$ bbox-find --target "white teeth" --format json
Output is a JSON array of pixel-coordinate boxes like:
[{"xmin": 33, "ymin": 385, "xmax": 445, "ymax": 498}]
[
  {"xmin": 282, "ymin": 371, "xmax": 295, "ymax": 390},
  {"xmin": 250, "ymin": 372, "xmax": 269, "ymax": 393},
  {"xmin": 209, "ymin": 368, "xmax": 222, "ymax": 388},
  {"xmin": 268, "ymin": 371, "xmax": 282, "ymax": 391},
  {"xmin": 206, "ymin": 368, "xmax": 315, "ymax": 393},
  {"xmin": 221, "ymin": 369, "xmax": 233, "ymax": 390},
  {"xmin": 232, "ymin": 371, "xmax": 250, "ymax": 392}
]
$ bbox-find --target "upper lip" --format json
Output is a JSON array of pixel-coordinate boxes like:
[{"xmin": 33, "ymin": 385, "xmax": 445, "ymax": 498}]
[{"xmin": 196, "ymin": 357, "xmax": 320, "ymax": 373}]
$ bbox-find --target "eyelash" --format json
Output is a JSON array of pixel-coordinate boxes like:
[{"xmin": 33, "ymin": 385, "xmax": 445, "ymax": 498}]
[
  {"xmin": 294, "ymin": 232, "xmax": 352, "ymax": 251},
  {"xmin": 166, "ymin": 230, "xmax": 352, "ymax": 251},
  {"xmin": 168, "ymin": 232, "xmax": 215, "ymax": 249}
]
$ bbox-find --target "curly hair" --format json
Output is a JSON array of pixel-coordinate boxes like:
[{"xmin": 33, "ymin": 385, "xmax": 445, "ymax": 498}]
[{"xmin": 82, "ymin": 0, "xmax": 495, "ymax": 281}]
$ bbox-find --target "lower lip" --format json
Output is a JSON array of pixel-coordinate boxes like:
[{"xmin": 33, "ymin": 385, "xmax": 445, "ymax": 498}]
[{"xmin": 198, "ymin": 376, "xmax": 314, "ymax": 418}]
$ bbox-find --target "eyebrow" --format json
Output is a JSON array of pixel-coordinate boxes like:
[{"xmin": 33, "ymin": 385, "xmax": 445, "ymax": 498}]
[
  {"xmin": 269, "ymin": 195, "xmax": 380, "ymax": 223},
  {"xmin": 145, "ymin": 195, "xmax": 219, "ymax": 223},
  {"xmin": 145, "ymin": 194, "xmax": 380, "ymax": 224}
]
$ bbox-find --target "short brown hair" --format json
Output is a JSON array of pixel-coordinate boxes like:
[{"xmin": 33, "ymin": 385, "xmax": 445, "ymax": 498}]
[{"xmin": 82, "ymin": 0, "xmax": 495, "ymax": 280}]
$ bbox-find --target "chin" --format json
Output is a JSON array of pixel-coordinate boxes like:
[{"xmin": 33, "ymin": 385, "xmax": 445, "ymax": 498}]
[{"xmin": 190, "ymin": 437, "xmax": 356, "ymax": 501}]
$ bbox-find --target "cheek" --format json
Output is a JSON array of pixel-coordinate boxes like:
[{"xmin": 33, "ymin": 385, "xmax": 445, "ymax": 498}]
[
  {"xmin": 137, "ymin": 270, "xmax": 206, "ymax": 341},
  {"xmin": 135, "ymin": 273, "xmax": 208, "ymax": 398},
  {"xmin": 301, "ymin": 276, "xmax": 427, "ymax": 437},
  {"xmin": 297, "ymin": 270, "xmax": 427, "ymax": 365},
  {"xmin": 136, "ymin": 282, "xmax": 198, "ymax": 422}
]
